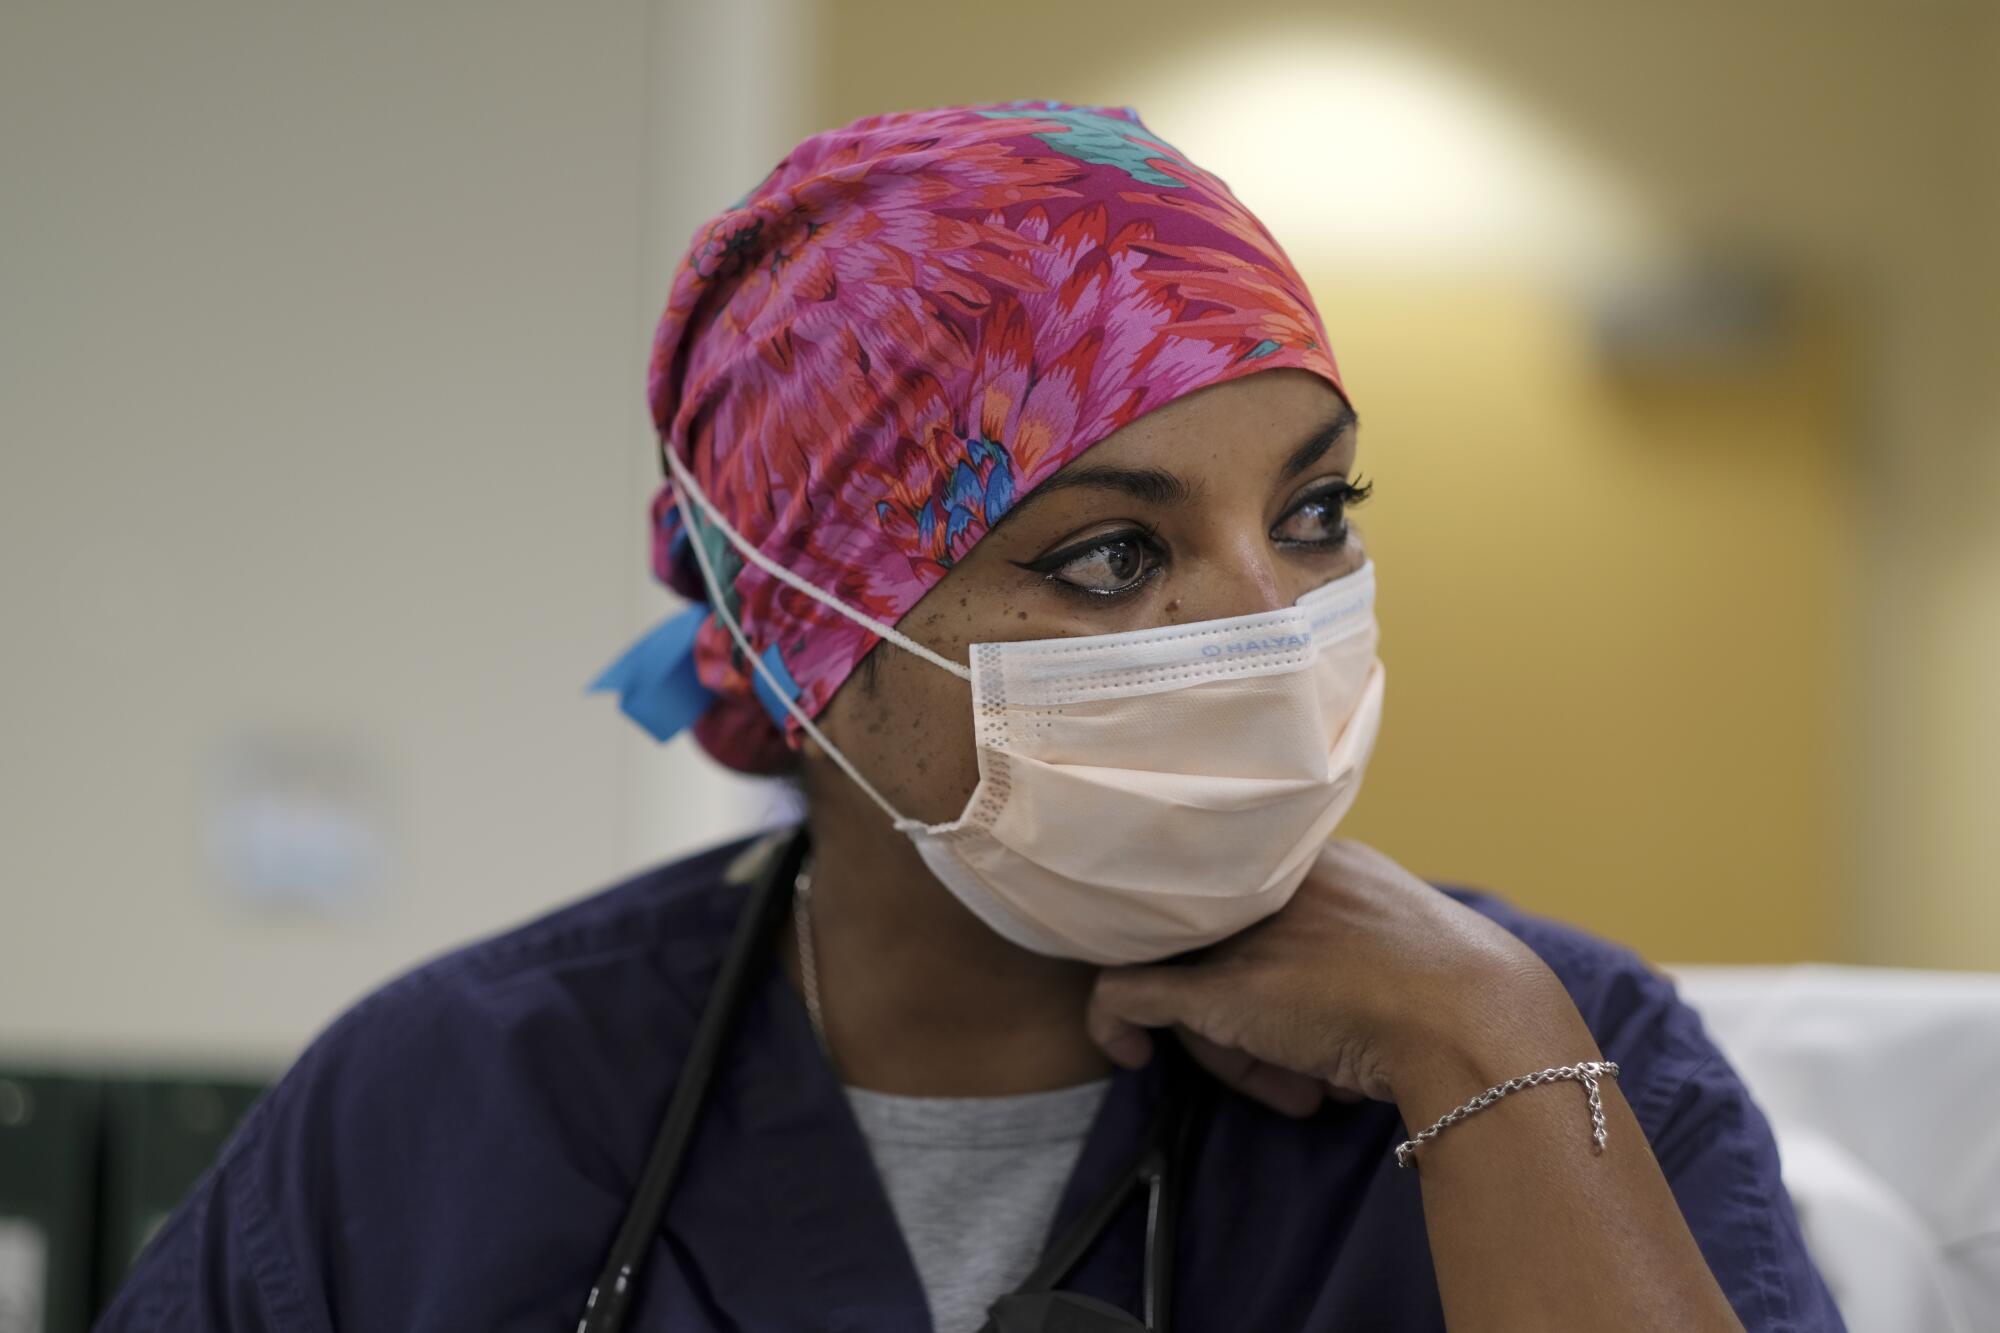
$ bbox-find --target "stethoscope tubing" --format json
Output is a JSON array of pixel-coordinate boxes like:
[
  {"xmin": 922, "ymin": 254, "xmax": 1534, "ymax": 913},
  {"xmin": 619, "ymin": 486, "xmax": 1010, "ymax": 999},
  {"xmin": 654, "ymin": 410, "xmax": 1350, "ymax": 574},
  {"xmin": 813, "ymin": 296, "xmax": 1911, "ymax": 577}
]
[{"xmin": 576, "ymin": 832, "xmax": 806, "ymax": 1333}]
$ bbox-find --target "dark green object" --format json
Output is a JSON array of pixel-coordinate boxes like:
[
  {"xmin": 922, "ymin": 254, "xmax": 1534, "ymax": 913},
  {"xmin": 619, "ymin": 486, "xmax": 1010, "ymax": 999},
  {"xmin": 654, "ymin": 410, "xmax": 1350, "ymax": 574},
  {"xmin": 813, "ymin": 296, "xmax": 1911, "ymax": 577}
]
[
  {"xmin": 95, "ymin": 1076, "xmax": 267, "ymax": 1308},
  {"xmin": 0, "ymin": 1071, "xmax": 102, "ymax": 1333}
]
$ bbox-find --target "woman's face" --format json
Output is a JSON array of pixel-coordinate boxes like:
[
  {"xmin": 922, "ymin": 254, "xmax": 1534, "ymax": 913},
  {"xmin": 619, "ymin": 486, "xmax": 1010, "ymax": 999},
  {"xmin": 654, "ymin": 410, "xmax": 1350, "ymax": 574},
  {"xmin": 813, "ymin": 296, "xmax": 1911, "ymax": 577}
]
[{"xmin": 808, "ymin": 366, "xmax": 1366, "ymax": 825}]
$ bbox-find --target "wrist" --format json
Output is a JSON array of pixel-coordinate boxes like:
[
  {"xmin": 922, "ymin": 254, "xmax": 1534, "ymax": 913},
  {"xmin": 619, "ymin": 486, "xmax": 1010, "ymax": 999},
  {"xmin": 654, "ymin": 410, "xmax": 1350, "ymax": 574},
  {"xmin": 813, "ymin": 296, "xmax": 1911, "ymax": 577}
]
[{"xmin": 1379, "ymin": 960, "xmax": 1599, "ymax": 1130}]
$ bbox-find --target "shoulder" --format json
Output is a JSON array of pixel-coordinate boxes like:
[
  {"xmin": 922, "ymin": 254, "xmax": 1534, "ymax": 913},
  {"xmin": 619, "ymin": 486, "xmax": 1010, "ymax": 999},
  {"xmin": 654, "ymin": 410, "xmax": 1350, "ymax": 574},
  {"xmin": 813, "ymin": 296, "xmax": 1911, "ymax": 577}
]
[
  {"xmin": 99, "ymin": 829, "xmax": 778, "ymax": 1330},
  {"xmin": 263, "ymin": 828, "xmax": 767, "ymax": 1141},
  {"xmin": 268, "ymin": 828, "xmax": 778, "ymax": 1172},
  {"xmin": 303, "ymin": 827, "xmax": 762, "ymax": 1059}
]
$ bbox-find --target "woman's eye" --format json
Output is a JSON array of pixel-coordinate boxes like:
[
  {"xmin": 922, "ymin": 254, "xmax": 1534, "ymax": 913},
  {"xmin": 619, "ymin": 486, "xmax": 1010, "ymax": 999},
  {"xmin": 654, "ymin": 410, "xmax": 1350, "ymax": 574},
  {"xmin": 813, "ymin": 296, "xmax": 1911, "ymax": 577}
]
[
  {"xmin": 1273, "ymin": 477, "xmax": 1371, "ymax": 547},
  {"xmin": 1273, "ymin": 497, "xmax": 1345, "ymax": 545},
  {"xmin": 1042, "ymin": 534, "xmax": 1162, "ymax": 595}
]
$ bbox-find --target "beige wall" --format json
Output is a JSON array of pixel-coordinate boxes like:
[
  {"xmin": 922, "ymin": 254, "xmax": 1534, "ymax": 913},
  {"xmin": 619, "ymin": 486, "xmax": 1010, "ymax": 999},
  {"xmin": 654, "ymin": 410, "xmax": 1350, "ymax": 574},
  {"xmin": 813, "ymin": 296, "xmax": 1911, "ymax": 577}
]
[
  {"xmin": 0, "ymin": 0, "xmax": 810, "ymax": 1066},
  {"xmin": 1888, "ymin": 0, "xmax": 2000, "ymax": 970}
]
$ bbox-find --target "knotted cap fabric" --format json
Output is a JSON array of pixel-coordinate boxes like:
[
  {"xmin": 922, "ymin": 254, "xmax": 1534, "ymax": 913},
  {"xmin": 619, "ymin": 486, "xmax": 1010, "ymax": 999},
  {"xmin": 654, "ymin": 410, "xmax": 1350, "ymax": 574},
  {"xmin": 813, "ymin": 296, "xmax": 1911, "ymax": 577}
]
[{"xmin": 591, "ymin": 100, "xmax": 1349, "ymax": 773}]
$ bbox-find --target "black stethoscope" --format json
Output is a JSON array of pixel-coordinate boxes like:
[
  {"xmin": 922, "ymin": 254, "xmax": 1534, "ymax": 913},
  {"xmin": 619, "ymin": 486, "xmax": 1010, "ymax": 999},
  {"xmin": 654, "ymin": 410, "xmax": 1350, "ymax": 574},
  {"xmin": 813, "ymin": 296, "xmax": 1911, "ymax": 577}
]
[{"xmin": 576, "ymin": 828, "xmax": 1208, "ymax": 1333}]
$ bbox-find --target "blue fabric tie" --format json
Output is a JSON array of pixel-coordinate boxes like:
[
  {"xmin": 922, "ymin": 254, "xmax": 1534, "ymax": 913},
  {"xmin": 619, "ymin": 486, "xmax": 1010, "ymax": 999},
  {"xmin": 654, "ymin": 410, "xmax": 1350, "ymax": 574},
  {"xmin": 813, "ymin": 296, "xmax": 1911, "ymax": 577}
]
[{"xmin": 586, "ymin": 603, "xmax": 716, "ymax": 742}]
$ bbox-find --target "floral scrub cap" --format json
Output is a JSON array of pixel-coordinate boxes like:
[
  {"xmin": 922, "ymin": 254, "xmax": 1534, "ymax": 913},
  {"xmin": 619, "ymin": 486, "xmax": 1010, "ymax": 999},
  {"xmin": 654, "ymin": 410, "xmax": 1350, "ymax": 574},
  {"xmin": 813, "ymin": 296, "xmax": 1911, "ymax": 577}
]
[{"xmin": 591, "ymin": 99, "xmax": 1349, "ymax": 773}]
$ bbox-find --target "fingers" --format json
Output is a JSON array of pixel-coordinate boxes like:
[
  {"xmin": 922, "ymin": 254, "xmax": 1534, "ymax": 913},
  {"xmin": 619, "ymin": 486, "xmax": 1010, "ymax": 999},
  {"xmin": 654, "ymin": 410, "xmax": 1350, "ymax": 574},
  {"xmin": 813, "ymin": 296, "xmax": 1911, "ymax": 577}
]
[
  {"xmin": 1175, "ymin": 1028, "xmax": 1325, "ymax": 1119},
  {"xmin": 1086, "ymin": 1007, "xmax": 1155, "ymax": 1070},
  {"xmin": 1088, "ymin": 969, "xmax": 1326, "ymax": 1118},
  {"xmin": 1086, "ymin": 964, "xmax": 1213, "ymax": 1070},
  {"xmin": 1089, "ymin": 964, "xmax": 1210, "ymax": 1031},
  {"xmin": 1084, "ymin": 983, "xmax": 1155, "ymax": 1070}
]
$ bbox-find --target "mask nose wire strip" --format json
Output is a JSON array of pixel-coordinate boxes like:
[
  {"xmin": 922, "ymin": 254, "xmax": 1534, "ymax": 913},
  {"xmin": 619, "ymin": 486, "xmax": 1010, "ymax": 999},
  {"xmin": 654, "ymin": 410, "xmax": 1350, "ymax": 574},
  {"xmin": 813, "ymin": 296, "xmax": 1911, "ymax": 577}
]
[
  {"xmin": 668, "ymin": 447, "xmax": 926, "ymax": 832},
  {"xmin": 663, "ymin": 445, "xmax": 974, "ymax": 683}
]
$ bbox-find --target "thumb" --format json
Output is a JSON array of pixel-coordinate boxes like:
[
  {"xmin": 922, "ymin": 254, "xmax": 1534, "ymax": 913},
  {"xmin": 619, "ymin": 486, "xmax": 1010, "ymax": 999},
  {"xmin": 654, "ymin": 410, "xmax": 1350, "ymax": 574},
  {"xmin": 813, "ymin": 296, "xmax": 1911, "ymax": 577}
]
[{"xmin": 1086, "ymin": 964, "xmax": 1225, "ymax": 1070}]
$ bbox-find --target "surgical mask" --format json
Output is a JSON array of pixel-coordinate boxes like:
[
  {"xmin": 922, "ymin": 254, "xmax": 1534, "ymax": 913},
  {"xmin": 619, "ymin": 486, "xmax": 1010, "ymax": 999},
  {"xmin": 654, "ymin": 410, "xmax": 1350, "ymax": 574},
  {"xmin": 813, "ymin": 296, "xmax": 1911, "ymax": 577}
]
[{"xmin": 665, "ymin": 447, "xmax": 1386, "ymax": 965}]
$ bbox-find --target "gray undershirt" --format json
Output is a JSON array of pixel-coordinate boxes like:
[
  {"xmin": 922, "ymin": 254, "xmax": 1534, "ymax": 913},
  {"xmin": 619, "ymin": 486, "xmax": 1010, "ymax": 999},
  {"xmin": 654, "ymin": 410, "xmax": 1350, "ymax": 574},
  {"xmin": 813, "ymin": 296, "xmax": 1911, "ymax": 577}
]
[{"xmin": 843, "ymin": 1077, "xmax": 1113, "ymax": 1333}]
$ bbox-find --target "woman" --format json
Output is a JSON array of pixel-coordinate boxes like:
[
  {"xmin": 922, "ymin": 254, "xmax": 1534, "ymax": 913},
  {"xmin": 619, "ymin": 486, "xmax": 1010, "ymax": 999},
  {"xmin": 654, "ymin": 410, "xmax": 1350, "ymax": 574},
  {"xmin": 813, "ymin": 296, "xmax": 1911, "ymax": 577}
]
[{"xmin": 100, "ymin": 101, "xmax": 1842, "ymax": 1332}]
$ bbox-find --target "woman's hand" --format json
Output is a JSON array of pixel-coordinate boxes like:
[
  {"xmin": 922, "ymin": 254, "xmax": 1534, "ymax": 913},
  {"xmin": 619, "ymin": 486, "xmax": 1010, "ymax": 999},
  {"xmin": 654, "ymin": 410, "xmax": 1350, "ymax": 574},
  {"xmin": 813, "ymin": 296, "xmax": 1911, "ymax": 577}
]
[{"xmin": 1084, "ymin": 838, "xmax": 1591, "ymax": 1120}]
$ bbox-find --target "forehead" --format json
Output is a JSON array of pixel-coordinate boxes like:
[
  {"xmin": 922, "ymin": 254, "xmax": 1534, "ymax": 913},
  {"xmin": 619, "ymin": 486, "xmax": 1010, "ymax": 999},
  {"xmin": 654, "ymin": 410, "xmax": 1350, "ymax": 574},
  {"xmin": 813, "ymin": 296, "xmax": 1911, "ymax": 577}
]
[{"xmin": 1073, "ymin": 368, "xmax": 1355, "ymax": 471}]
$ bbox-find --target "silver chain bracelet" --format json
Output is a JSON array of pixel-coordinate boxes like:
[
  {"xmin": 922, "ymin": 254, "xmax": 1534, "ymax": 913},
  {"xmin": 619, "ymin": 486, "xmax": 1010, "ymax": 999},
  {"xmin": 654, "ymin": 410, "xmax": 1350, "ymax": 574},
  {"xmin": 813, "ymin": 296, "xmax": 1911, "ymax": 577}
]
[{"xmin": 1394, "ymin": 1061, "xmax": 1620, "ymax": 1169}]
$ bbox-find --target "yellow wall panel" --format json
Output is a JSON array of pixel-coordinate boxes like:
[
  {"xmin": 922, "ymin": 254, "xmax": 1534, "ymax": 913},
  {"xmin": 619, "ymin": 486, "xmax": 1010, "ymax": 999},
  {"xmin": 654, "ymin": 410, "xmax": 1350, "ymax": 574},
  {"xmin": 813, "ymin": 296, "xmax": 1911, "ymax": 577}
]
[{"xmin": 1324, "ymin": 278, "xmax": 1849, "ymax": 963}]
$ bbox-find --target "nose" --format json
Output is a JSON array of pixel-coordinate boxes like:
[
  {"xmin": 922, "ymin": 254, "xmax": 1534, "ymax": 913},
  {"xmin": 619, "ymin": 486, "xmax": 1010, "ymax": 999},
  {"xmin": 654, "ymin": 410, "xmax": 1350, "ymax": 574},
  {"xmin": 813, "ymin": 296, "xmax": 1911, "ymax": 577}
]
[{"xmin": 1167, "ymin": 529, "xmax": 1291, "ymax": 623}]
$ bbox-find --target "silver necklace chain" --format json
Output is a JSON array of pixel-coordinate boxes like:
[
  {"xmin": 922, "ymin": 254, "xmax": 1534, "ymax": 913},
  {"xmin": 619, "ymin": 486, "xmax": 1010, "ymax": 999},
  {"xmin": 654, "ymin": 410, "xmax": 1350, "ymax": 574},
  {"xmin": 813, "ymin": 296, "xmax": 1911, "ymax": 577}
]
[{"xmin": 791, "ymin": 861, "xmax": 828, "ymax": 1053}]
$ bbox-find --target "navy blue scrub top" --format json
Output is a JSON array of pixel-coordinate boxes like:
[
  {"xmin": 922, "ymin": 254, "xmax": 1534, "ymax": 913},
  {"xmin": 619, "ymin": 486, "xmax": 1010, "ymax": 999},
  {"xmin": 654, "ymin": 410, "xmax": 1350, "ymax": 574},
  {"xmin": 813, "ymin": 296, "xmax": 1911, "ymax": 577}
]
[{"xmin": 98, "ymin": 831, "xmax": 1845, "ymax": 1332}]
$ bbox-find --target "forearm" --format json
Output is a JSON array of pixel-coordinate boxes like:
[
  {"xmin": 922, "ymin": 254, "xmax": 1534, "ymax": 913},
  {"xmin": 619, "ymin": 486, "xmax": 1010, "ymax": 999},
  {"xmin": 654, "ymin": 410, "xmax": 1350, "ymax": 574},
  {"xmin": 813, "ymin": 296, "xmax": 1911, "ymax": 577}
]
[{"xmin": 1394, "ymin": 980, "xmax": 1744, "ymax": 1332}]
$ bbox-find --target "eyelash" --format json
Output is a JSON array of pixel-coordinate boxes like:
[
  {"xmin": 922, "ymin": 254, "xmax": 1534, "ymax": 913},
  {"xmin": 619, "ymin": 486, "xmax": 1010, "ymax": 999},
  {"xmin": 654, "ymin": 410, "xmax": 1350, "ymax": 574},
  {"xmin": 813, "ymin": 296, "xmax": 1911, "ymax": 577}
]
[{"xmin": 1019, "ymin": 476, "xmax": 1374, "ymax": 600}]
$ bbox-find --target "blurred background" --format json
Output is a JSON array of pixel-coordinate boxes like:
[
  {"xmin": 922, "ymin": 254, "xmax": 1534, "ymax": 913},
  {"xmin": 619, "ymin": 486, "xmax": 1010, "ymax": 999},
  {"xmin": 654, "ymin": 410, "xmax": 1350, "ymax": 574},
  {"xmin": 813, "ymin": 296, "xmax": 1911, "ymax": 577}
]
[{"xmin": 2, "ymin": 0, "xmax": 1996, "ymax": 1325}]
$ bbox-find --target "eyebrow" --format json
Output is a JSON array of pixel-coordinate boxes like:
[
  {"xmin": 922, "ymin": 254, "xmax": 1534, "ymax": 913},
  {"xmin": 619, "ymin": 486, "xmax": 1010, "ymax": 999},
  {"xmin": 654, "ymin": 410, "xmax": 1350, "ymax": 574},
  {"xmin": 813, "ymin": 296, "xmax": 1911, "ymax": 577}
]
[
  {"xmin": 1020, "ymin": 463, "xmax": 1198, "ymax": 509},
  {"xmin": 1278, "ymin": 400, "xmax": 1360, "ymax": 481}
]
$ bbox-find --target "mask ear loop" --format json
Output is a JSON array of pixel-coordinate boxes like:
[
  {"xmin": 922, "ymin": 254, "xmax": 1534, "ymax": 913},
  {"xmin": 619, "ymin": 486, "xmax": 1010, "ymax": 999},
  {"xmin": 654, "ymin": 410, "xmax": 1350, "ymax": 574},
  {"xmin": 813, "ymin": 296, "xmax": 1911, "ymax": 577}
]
[
  {"xmin": 662, "ymin": 443, "xmax": 947, "ymax": 834},
  {"xmin": 663, "ymin": 445, "xmax": 972, "ymax": 683}
]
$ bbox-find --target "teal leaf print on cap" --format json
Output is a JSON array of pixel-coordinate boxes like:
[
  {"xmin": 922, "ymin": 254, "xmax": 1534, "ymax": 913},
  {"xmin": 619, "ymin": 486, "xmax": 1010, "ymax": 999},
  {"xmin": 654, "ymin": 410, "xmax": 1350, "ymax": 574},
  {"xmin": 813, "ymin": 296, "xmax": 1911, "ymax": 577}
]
[{"xmin": 975, "ymin": 105, "xmax": 1187, "ymax": 188}]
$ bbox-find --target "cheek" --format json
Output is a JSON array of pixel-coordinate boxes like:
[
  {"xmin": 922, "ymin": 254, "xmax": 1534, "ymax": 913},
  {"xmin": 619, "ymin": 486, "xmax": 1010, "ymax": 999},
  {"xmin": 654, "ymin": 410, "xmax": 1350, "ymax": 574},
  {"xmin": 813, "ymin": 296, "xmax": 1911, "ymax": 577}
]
[{"xmin": 815, "ymin": 639, "xmax": 982, "ymax": 824}]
